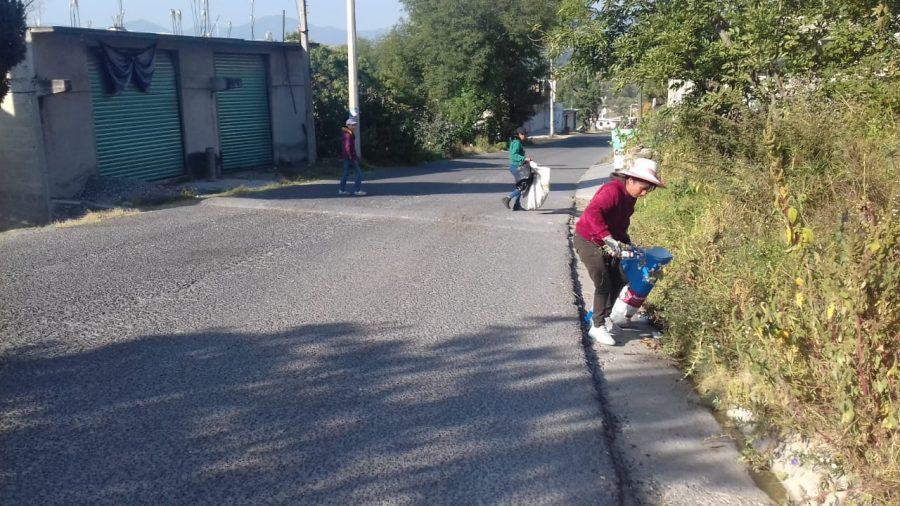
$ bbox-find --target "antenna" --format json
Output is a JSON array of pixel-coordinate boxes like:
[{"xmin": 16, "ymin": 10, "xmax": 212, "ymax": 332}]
[
  {"xmin": 69, "ymin": 0, "xmax": 81, "ymax": 28},
  {"xmin": 170, "ymin": 9, "xmax": 184, "ymax": 35},
  {"xmin": 112, "ymin": 0, "xmax": 125, "ymax": 29},
  {"xmin": 226, "ymin": 21, "xmax": 232, "ymax": 38},
  {"xmin": 29, "ymin": 0, "xmax": 45, "ymax": 27},
  {"xmin": 190, "ymin": 0, "xmax": 214, "ymax": 37}
]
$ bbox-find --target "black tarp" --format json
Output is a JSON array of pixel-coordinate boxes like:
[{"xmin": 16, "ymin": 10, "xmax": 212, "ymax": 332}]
[{"xmin": 99, "ymin": 42, "xmax": 157, "ymax": 94}]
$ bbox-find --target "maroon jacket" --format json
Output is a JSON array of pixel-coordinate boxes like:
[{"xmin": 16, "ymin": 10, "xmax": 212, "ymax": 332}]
[
  {"xmin": 340, "ymin": 127, "xmax": 358, "ymax": 161},
  {"xmin": 575, "ymin": 178, "xmax": 636, "ymax": 245}
]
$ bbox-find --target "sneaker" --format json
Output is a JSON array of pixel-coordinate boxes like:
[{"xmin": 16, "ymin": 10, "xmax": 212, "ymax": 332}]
[
  {"xmin": 353, "ymin": 190, "xmax": 367, "ymax": 196},
  {"xmin": 588, "ymin": 324, "xmax": 616, "ymax": 345},
  {"xmin": 338, "ymin": 189, "xmax": 351, "ymax": 196},
  {"xmin": 501, "ymin": 195, "xmax": 511, "ymax": 209}
]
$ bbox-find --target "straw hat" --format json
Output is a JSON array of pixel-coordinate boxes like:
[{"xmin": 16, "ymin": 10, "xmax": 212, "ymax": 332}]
[{"xmin": 612, "ymin": 157, "xmax": 665, "ymax": 187}]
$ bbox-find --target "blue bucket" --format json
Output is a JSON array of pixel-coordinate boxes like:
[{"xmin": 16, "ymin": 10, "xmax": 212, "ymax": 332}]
[{"xmin": 620, "ymin": 247, "xmax": 674, "ymax": 297}]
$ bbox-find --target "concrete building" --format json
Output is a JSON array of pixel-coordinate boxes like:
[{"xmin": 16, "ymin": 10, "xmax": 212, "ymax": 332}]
[
  {"xmin": 523, "ymin": 101, "xmax": 564, "ymax": 136},
  {"xmin": 667, "ymin": 79, "xmax": 695, "ymax": 106},
  {"xmin": 1, "ymin": 27, "xmax": 316, "ymax": 230}
]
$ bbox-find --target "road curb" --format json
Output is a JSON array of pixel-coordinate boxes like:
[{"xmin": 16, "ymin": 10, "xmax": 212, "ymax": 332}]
[
  {"xmin": 575, "ymin": 162, "xmax": 613, "ymax": 207},
  {"xmin": 568, "ymin": 167, "xmax": 771, "ymax": 505}
]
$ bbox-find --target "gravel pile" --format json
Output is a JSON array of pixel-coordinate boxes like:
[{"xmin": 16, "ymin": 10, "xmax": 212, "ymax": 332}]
[{"xmin": 77, "ymin": 176, "xmax": 185, "ymax": 207}]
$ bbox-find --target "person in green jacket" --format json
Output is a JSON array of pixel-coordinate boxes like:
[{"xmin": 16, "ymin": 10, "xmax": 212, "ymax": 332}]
[{"xmin": 502, "ymin": 127, "xmax": 532, "ymax": 209}]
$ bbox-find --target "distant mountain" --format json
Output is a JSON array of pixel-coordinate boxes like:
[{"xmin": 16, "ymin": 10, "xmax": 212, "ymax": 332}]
[
  {"xmin": 124, "ymin": 19, "xmax": 171, "ymax": 34},
  {"xmin": 225, "ymin": 16, "xmax": 388, "ymax": 45},
  {"xmin": 118, "ymin": 17, "xmax": 388, "ymax": 45}
]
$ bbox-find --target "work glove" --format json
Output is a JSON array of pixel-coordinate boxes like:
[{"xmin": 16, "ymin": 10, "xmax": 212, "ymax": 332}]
[{"xmin": 602, "ymin": 236, "xmax": 628, "ymax": 258}]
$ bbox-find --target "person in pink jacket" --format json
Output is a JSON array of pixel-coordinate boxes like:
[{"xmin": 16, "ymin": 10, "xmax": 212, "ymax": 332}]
[
  {"xmin": 339, "ymin": 116, "xmax": 366, "ymax": 196},
  {"xmin": 574, "ymin": 157, "xmax": 665, "ymax": 345}
]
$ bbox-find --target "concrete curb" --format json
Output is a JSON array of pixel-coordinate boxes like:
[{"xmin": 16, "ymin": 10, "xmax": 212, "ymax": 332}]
[
  {"xmin": 575, "ymin": 162, "xmax": 614, "ymax": 207},
  {"xmin": 569, "ymin": 168, "xmax": 772, "ymax": 505}
]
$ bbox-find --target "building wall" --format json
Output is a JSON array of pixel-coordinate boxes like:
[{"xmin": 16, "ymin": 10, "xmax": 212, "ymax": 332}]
[
  {"xmin": 176, "ymin": 43, "xmax": 219, "ymax": 162},
  {"xmin": 523, "ymin": 101, "xmax": 564, "ymax": 135},
  {"xmin": 20, "ymin": 28, "xmax": 314, "ymax": 202},
  {"xmin": 265, "ymin": 45, "xmax": 312, "ymax": 166},
  {"xmin": 30, "ymin": 32, "xmax": 97, "ymax": 199},
  {"xmin": 0, "ymin": 32, "xmax": 51, "ymax": 230}
]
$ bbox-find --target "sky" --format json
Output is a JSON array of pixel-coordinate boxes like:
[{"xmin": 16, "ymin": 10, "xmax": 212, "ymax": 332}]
[{"xmin": 29, "ymin": 0, "xmax": 406, "ymax": 31}]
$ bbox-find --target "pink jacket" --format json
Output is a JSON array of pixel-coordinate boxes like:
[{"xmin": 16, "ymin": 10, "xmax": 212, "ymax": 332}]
[
  {"xmin": 575, "ymin": 178, "xmax": 636, "ymax": 245},
  {"xmin": 340, "ymin": 127, "xmax": 357, "ymax": 161}
]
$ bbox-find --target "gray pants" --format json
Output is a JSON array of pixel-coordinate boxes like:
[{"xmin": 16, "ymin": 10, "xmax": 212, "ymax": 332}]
[{"xmin": 574, "ymin": 234, "xmax": 625, "ymax": 327}]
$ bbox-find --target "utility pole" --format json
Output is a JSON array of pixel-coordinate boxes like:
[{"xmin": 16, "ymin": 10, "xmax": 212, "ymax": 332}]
[
  {"xmin": 296, "ymin": 0, "xmax": 310, "ymax": 51},
  {"xmin": 346, "ymin": 0, "xmax": 361, "ymax": 158},
  {"xmin": 296, "ymin": 0, "xmax": 316, "ymax": 165},
  {"xmin": 548, "ymin": 60, "xmax": 556, "ymax": 137}
]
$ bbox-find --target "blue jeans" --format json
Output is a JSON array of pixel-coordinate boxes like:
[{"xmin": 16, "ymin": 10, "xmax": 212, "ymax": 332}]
[
  {"xmin": 340, "ymin": 159, "xmax": 362, "ymax": 192},
  {"xmin": 507, "ymin": 163, "xmax": 522, "ymax": 199}
]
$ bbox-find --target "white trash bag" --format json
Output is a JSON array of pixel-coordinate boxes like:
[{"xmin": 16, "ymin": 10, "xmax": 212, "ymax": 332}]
[{"xmin": 519, "ymin": 161, "xmax": 551, "ymax": 210}]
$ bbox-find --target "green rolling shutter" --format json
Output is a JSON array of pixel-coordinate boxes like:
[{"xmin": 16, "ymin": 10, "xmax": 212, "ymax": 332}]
[
  {"xmin": 88, "ymin": 51, "xmax": 185, "ymax": 181},
  {"xmin": 214, "ymin": 54, "xmax": 273, "ymax": 171}
]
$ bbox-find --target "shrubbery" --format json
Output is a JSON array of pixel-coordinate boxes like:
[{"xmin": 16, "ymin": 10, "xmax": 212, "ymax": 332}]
[{"xmin": 630, "ymin": 80, "xmax": 899, "ymax": 498}]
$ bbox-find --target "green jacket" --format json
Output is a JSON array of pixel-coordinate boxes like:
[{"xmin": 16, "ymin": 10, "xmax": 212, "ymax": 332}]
[{"xmin": 509, "ymin": 138, "xmax": 526, "ymax": 166}]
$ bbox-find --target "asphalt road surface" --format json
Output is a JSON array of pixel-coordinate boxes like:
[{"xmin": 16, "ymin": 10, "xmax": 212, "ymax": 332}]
[{"xmin": 1, "ymin": 135, "xmax": 618, "ymax": 504}]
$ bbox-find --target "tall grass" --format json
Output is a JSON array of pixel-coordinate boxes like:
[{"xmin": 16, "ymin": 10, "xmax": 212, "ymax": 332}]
[{"xmin": 631, "ymin": 82, "xmax": 899, "ymax": 499}]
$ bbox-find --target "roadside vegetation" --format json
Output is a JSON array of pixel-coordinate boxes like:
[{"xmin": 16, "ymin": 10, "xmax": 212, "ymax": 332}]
[
  {"xmin": 552, "ymin": 0, "xmax": 899, "ymax": 500},
  {"xmin": 52, "ymin": 208, "xmax": 140, "ymax": 228},
  {"xmin": 295, "ymin": 0, "xmax": 559, "ymax": 164}
]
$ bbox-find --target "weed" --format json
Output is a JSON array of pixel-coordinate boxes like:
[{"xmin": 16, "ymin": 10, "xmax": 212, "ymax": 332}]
[
  {"xmin": 632, "ymin": 82, "xmax": 899, "ymax": 500},
  {"xmin": 53, "ymin": 208, "xmax": 140, "ymax": 228}
]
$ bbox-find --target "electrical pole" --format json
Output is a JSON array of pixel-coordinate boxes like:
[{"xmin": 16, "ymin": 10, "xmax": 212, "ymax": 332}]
[
  {"xmin": 296, "ymin": 0, "xmax": 309, "ymax": 51},
  {"xmin": 346, "ymin": 0, "xmax": 361, "ymax": 158},
  {"xmin": 549, "ymin": 59, "xmax": 556, "ymax": 137},
  {"xmin": 296, "ymin": 0, "xmax": 316, "ymax": 165}
]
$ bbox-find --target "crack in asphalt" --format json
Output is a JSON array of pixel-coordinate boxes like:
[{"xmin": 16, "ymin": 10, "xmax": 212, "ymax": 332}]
[{"xmin": 566, "ymin": 205, "xmax": 640, "ymax": 506}]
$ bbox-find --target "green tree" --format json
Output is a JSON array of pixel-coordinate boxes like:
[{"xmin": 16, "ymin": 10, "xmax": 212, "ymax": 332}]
[
  {"xmin": 308, "ymin": 44, "xmax": 421, "ymax": 163},
  {"xmin": 0, "ymin": 0, "xmax": 28, "ymax": 102},
  {"xmin": 551, "ymin": 0, "xmax": 900, "ymax": 103},
  {"xmin": 395, "ymin": 0, "xmax": 561, "ymax": 140}
]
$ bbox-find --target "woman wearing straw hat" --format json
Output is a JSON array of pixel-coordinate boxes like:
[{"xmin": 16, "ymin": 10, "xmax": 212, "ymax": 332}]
[{"xmin": 574, "ymin": 155, "xmax": 665, "ymax": 345}]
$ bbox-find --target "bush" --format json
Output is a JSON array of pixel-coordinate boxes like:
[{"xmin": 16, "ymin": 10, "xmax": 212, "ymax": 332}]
[{"xmin": 631, "ymin": 80, "xmax": 899, "ymax": 499}]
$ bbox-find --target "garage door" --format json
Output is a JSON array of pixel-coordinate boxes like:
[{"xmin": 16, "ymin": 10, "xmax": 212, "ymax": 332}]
[
  {"xmin": 214, "ymin": 54, "xmax": 273, "ymax": 171},
  {"xmin": 88, "ymin": 50, "xmax": 185, "ymax": 181}
]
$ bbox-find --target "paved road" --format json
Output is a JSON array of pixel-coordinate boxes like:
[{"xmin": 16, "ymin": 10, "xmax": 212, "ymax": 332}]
[{"xmin": 0, "ymin": 135, "xmax": 622, "ymax": 504}]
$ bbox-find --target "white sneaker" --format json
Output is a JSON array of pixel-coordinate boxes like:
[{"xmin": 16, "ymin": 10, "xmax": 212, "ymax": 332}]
[
  {"xmin": 588, "ymin": 324, "xmax": 616, "ymax": 345},
  {"xmin": 338, "ymin": 189, "xmax": 351, "ymax": 196},
  {"xmin": 353, "ymin": 190, "xmax": 367, "ymax": 196}
]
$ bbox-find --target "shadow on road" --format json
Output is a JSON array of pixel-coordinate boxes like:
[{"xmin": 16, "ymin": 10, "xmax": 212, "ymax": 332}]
[{"xmin": 2, "ymin": 320, "xmax": 616, "ymax": 503}]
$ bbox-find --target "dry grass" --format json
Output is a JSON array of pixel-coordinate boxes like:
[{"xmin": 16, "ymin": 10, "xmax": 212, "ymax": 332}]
[
  {"xmin": 53, "ymin": 208, "xmax": 140, "ymax": 228},
  {"xmin": 207, "ymin": 179, "xmax": 314, "ymax": 198}
]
